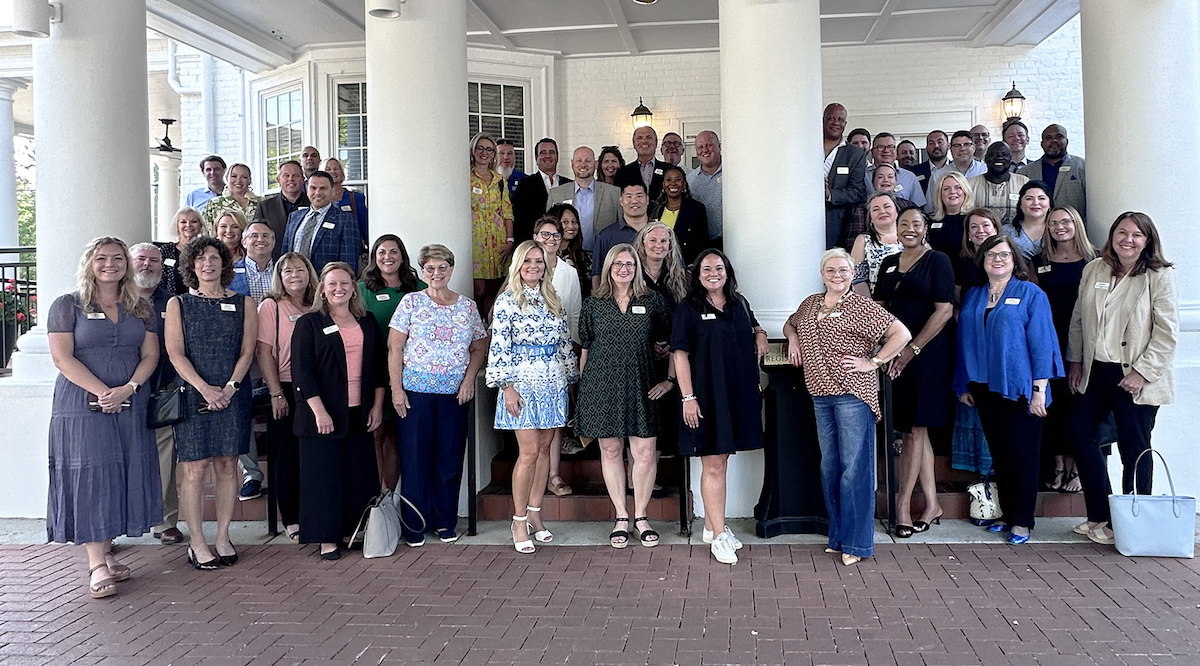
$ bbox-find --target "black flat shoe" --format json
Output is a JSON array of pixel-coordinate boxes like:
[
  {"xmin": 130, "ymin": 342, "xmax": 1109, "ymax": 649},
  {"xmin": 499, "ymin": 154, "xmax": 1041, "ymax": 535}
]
[
  {"xmin": 320, "ymin": 547, "xmax": 341, "ymax": 561},
  {"xmin": 895, "ymin": 524, "xmax": 914, "ymax": 539},
  {"xmin": 217, "ymin": 546, "xmax": 238, "ymax": 567},
  {"xmin": 187, "ymin": 547, "xmax": 220, "ymax": 571}
]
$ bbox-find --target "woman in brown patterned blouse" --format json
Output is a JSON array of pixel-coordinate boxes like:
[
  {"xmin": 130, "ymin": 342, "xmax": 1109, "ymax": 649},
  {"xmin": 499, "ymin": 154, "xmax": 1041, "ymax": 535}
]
[{"xmin": 783, "ymin": 248, "xmax": 910, "ymax": 566}]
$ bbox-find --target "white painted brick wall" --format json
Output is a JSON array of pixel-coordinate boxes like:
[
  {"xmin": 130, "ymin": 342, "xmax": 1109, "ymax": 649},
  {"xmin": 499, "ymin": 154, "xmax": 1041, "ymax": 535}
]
[
  {"xmin": 557, "ymin": 16, "xmax": 1084, "ymax": 162},
  {"xmin": 178, "ymin": 46, "xmax": 247, "ymax": 195}
]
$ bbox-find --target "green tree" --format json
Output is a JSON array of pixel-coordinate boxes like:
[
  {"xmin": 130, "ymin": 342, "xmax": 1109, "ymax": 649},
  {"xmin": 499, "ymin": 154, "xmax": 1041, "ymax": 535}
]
[{"xmin": 16, "ymin": 176, "xmax": 34, "ymax": 271}]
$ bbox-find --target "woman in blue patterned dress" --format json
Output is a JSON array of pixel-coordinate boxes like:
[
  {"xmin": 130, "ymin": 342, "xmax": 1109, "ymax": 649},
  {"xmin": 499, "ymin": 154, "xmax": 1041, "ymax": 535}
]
[
  {"xmin": 48, "ymin": 237, "xmax": 162, "ymax": 599},
  {"xmin": 485, "ymin": 240, "xmax": 579, "ymax": 554}
]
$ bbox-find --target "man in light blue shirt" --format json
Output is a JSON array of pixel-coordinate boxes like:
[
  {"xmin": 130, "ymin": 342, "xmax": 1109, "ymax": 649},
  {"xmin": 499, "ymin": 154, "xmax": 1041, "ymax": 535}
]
[
  {"xmin": 184, "ymin": 155, "xmax": 226, "ymax": 213},
  {"xmin": 547, "ymin": 146, "xmax": 621, "ymax": 249},
  {"xmin": 687, "ymin": 130, "xmax": 724, "ymax": 249}
]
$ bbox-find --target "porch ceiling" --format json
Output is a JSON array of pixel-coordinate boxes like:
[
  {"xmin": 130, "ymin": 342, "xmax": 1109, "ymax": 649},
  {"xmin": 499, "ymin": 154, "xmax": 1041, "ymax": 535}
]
[{"xmin": 146, "ymin": 0, "xmax": 1080, "ymax": 73}]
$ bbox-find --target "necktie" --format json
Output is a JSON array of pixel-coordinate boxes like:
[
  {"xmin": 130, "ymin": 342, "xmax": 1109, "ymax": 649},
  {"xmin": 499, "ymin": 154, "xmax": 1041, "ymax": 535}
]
[{"xmin": 296, "ymin": 209, "xmax": 320, "ymax": 256}]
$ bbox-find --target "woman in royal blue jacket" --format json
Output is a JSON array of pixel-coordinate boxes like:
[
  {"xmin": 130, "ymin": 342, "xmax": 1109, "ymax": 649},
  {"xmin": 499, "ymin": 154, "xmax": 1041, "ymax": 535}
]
[{"xmin": 954, "ymin": 234, "xmax": 1063, "ymax": 545}]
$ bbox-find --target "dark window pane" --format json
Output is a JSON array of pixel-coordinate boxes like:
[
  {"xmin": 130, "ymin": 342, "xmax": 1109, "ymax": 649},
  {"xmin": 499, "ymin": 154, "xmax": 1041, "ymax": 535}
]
[
  {"xmin": 480, "ymin": 83, "xmax": 502, "ymax": 114},
  {"xmin": 266, "ymin": 128, "xmax": 278, "ymax": 157},
  {"xmin": 337, "ymin": 83, "xmax": 359, "ymax": 115},
  {"xmin": 503, "ymin": 85, "xmax": 523, "ymax": 115},
  {"xmin": 289, "ymin": 127, "xmax": 302, "ymax": 156},
  {"xmin": 481, "ymin": 115, "xmax": 503, "ymax": 138},
  {"xmin": 360, "ymin": 149, "xmax": 367, "ymax": 181},
  {"xmin": 504, "ymin": 117, "xmax": 524, "ymax": 145},
  {"xmin": 361, "ymin": 115, "xmax": 368, "ymax": 148},
  {"xmin": 515, "ymin": 149, "xmax": 525, "ymax": 172},
  {"xmin": 467, "ymin": 82, "xmax": 479, "ymax": 113},
  {"xmin": 468, "ymin": 115, "xmax": 480, "ymax": 137}
]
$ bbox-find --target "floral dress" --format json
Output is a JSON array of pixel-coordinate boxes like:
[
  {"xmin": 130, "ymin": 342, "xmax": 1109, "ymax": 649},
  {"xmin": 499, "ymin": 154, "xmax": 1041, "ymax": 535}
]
[
  {"xmin": 485, "ymin": 285, "xmax": 579, "ymax": 430},
  {"xmin": 471, "ymin": 170, "xmax": 514, "ymax": 280},
  {"xmin": 853, "ymin": 236, "xmax": 903, "ymax": 294},
  {"xmin": 202, "ymin": 192, "xmax": 261, "ymax": 230}
]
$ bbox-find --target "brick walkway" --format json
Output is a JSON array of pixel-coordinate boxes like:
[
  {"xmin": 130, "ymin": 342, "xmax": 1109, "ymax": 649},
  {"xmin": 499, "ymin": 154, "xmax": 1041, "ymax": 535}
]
[{"xmin": 2, "ymin": 542, "xmax": 1199, "ymax": 665}]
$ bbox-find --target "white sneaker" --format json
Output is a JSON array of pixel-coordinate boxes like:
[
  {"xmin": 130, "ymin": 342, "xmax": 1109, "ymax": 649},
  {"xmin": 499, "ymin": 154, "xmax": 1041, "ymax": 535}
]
[
  {"xmin": 710, "ymin": 532, "xmax": 738, "ymax": 565},
  {"xmin": 702, "ymin": 526, "xmax": 743, "ymax": 550}
]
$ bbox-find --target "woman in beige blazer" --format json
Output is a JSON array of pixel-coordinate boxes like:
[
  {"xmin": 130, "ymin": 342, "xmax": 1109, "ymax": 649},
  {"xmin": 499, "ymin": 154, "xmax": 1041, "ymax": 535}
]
[{"xmin": 1066, "ymin": 212, "xmax": 1177, "ymax": 545}]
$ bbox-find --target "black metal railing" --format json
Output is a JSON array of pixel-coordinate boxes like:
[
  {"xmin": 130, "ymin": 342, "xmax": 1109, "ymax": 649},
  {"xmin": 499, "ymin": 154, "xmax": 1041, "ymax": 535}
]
[{"xmin": 1, "ymin": 247, "xmax": 36, "ymax": 372}]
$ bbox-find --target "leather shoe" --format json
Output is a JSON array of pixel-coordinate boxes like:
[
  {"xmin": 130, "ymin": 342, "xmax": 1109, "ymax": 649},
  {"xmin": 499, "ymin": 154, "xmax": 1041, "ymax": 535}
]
[{"xmin": 159, "ymin": 527, "xmax": 184, "ymax": 545}]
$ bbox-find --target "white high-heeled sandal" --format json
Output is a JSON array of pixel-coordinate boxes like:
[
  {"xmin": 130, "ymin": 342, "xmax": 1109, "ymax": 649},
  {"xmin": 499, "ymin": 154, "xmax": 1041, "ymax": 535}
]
[
  {"xmin": 511, "ymin": 515, "xmax": 535, "ymax": 554},
  {"xmin": 526, "ymin": 506, "xmax": 553, "ymax": 543}
]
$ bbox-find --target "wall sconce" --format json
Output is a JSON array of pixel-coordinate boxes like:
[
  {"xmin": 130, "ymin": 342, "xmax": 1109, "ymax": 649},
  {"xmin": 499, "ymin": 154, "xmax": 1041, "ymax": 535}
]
[
  {"xmin": 1002, "ymin": 82, "xmax": 1026, "ymax": 121},
  {"xmin": 631, "ymin": 97, "xmax": 653, "ymax": 129},
  {"xmin": 12, "ymin": 0, "xmax": 62, "ymax": 39},
  {"xmin": 366, "ymin": 0, "xmax": 404, "ymax": 19}
]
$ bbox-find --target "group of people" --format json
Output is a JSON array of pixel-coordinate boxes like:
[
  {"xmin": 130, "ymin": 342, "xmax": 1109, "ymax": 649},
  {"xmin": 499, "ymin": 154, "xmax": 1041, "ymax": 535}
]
[
  {"xmin": 819, "ymin": 101, "xmax": 1177, "ymax": 558},
  {"xmin": 45, "ymin": 115, "xmax": 1178, "ymax": 600}
]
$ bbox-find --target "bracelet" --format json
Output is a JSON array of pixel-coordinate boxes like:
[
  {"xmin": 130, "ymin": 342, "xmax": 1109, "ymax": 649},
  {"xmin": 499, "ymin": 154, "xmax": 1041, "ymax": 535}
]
[
  {"xmin": 665, "ymin": 376, "xmax": 677, "ymax": 385},
  {"xmin": 505, "ymin": 237, "xmax": 515, "ymax": 242},
  {"xmin": 681, "ymin": 394, "xmax": 697, "ymax": 402},
  {"xmin": 754, "ymin": 329, "xmax": 767, "ymax": 336},
  {"xmin": 871, "ymin": 356, "xmax": 886, "ymax": 368},
  {"xmin": 270, "ymin": 393, "xmax": 285, "ymax": 399},
  {"xmin": 909, "ymin": 343, "xmax": 922, "ymax": 356}
]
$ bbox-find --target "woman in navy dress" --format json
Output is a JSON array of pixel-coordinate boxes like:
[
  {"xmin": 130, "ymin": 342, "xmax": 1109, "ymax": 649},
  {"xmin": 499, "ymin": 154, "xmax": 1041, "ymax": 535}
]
[
  {"xmin": 165, "ymin": 237, "xmax": 257, "ymax": 570},
  {"xmin": 47, "ymin": 236, "xmax": 162, "ymax": 599}
]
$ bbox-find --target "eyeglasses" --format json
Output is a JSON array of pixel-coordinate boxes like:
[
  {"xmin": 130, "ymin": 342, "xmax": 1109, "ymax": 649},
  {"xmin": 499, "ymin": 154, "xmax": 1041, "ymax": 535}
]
[
  {"xmin": 612, "ymin": 261, "xmax": 637, "ymax": 270},
  {"xmin": 985, "ymin": 251, "xmax": 1013, "ymax": 261},
  {"xmin": 661, "ymin": 141, "xmax": 683, "ymax": 148},
  {"xmin": 1048, "ymin": 219, "xmax": 1074, "ymax": 228},
  {"xmin": 972, "ymin": 133, "xmax": 990, "ymax": 139},
  {"xmin": 245, "ymin": 233, "xmax": 273, "ymax": 240},
  {"xmin": 537, "ymin": 231, "xmax": 562, "ymax": 240},
  {"xmin": 422, "ymin": 264, "xmax": 452, "ymax": 274},
  {"xmin": 822, "ymin": 268, "xmax": 852, "ymax": 276},
  {"xmin": 474, "ymin": 145, "xmax": 496, "ymax": 154},
  {"xmin": 951, "ymin": 142, "xmax": 974, "ymax": 149}
]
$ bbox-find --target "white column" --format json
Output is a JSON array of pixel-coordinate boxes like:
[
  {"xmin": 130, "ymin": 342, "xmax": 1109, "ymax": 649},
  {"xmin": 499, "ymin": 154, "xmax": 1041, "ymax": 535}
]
[
  {"xmin": 0, "ymin": 79, "xmax": 21, "ymax": 254},
  {"xmin": 365, "ymin": 0, "xmax": 470, "ymax": 295},
  {"xmin": 152, "ymin": 152, "xmax": 182, "ymax": 242},
  {"xmin": 716, "ymin": 0, "xmax": 825, "ymax": 518},
  {"xmin": 1080, "ymin": 1, "xmax": 1200, "ymax": 502}
]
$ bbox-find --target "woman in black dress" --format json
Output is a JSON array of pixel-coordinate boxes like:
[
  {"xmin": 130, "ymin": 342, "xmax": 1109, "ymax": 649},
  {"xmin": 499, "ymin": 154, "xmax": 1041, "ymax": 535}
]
[
  {"xmin": 873, "ymin": 208, "xmax": 955, "ymax": 537},
  {"xmin": 1032, "ymin": 205, "xmax": 1096, "ymax": 493},
  {"xmin": 154, "ymin": 207, "xmax": 205, "ymax": 295},
  {"xmin": 672, "ymin": 249, "xmax": 768, "ymax": 565},
  {"xmin": 649, "ymin": 166, "xmax": 707, "ymax": 266},
  {"xmin": 165, "ymin": 237, "xmax": 257, "ymax": 570}
]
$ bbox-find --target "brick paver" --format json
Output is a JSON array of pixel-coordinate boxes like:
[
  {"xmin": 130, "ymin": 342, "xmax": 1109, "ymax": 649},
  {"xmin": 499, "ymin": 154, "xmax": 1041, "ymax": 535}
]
[{"xmin": 2, "ymin": 542, "xmax": 1198, "ymax": 665}]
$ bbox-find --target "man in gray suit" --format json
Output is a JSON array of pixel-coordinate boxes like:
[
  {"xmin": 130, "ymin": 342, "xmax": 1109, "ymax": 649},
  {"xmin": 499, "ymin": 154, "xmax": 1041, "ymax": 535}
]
[
  {"xmin": 547, "ymin": 146, "xmax": 621, "ymax": 249},
  {"xmin": 1019, "ymin": 124, "xmax": 1086, "ymax": 222}
]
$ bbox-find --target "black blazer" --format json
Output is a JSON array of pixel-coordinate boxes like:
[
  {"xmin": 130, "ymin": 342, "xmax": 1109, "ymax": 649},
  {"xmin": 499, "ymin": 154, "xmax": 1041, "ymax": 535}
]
[
  {"xmin": 651, "ymin": 198, "xmax": 709, "ymax": 267},
  {"xmin": 290, "ymin": 311, "xmax": 385, "ymax": 439},
  {"xmin": 614, "ymin": 159, "xmax": 673, "ymax": 200},
  {"xmin": 254, "ymin": 191, "xmax": 310, "ymax": 259},
  {"xmin": 824, "ymin": 145, "xmax": 868, "ymax": 249},
  {"xmin": 908, "ymin": 161, "xmax": 934, "ymax": 197},
  {"xmin": 511, "ymin": 172, "xmax": 568, "ymax": 243}
]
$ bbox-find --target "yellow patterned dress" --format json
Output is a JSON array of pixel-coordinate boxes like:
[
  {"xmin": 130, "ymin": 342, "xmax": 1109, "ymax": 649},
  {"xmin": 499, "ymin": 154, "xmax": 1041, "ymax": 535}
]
[{"xmin": 470, "ymin": 169, "xmax": 513, "ymax": 280}]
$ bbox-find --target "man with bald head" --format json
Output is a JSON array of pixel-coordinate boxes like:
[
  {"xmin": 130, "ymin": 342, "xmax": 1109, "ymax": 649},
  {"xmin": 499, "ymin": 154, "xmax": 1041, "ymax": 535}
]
[
  {"xmin": 547, "ymin": 146, "xmax": 621, "ymax": 248},
  {"xmin": 300, "ymin": 146, "xmax": 322, "ymax": 179},
  {"xmin": 970, "ymin": 125, "xmax": 991, "ymax": 161},
  {"xmin": 822, "ymin": 103, "xmax": 868, "ymax": 249},
  {"xmin": 660, "ymin": 132, "xmax": 684, "ymax": 166},
  {"xmin": 615, "ymin": 126, "xmax": 672, "ymax": 200},
  {"xmin": 687, "ymin": 129, "xmax": 725, "ymax": 249},
  {"xmin": 1018, "ymin": 123, "xmax": 1087, "ymax": 222}
]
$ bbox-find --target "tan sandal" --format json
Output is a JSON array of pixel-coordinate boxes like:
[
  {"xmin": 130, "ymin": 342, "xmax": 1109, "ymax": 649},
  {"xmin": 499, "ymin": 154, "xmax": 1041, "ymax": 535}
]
[
  {"xmin": 88, "ymin": 563, "xmax": 118, "ymax": 599},
  {"xmin": 547, "ymin": 475, "xmax": 572, "ymax": 496},
  {"xmin": 105, "ymin": 553, "xmax": 130, "ymax": 582}
]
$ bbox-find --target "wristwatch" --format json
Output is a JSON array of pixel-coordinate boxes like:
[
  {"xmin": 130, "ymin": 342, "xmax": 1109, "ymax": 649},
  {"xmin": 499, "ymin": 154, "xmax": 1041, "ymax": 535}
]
[
  {"xmin": 226, "ymin": 380, "xmax": 241, "ymax": 390},
  {"xmin": 126, "ymin": 380, "xmax": 141, "ymax": 393},
  {"xmin": 1031, "ymin": 385, "xmax": 1042, "ymax": 392}
]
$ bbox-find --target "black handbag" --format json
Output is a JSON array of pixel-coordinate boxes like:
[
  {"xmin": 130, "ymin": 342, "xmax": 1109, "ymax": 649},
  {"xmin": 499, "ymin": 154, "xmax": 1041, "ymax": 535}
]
[{"xmin": 147, "ymin": 381, "xmax": 186, "ymax": 429}]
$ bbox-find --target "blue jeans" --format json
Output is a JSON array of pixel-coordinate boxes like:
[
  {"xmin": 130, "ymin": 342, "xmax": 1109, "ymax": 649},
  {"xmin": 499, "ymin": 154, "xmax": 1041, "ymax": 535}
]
[{"xmin": 812, "ymin": 394, "xmax": 876, "ymax": 558}]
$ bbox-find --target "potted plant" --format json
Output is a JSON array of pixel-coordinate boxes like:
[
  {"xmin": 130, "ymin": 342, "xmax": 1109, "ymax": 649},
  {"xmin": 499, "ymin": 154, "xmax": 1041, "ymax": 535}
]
[{"xmin": 1, "ymin": 279, "xmax": 31, "ymax": 366}]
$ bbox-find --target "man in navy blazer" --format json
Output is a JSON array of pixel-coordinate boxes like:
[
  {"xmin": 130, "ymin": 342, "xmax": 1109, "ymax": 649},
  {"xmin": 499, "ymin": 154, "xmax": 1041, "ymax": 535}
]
[
  {"xmin": 615, "ymin": 126, "xmax": 673, "ymax": 200},
  {"xmin": 282, "ymin": 170, "xmax": 362, "ymax": 274},
  {"xmin": 511, "ymin": 138, "xmax": 568, "ymax": 243}
]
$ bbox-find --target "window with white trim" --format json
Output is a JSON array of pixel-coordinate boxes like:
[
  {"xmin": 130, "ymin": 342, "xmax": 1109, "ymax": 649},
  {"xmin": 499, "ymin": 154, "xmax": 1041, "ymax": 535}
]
[
  {"xmin": 468, "ymin": 82, "xmax": 526, "ymax": 171},
  {"xmin": 335, "ymin": 82, "xmax": 368, "ymax": 198},
  {"xmin": 263, "ymin": 88, "xmax": 303, "ymax": 184}
]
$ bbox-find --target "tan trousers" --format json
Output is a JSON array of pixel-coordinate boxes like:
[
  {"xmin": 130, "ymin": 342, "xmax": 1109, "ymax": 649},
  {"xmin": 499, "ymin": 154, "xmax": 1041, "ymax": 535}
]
[{"xmin": 153, "ymin": 425, "xmax": 179, "ymax": 531}]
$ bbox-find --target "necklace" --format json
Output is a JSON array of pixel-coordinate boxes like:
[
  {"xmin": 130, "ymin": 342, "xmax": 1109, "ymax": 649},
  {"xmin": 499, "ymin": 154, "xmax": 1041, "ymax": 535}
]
[{"xmin": 819, "ymin": 291, "xmax": 847, "ymax": 315}]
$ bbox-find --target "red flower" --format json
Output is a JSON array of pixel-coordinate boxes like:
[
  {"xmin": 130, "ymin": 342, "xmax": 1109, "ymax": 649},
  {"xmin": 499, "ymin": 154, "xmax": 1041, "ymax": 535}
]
[{"xmin": 16, "ymin": 312, "xmax": 25, "ymax": 322}]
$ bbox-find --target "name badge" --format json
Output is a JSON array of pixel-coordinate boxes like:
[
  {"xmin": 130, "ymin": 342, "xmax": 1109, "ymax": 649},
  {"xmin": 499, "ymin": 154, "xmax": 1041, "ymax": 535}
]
[
  {"xmin": 885, "ymin": 266, "xmax": 897, "ymax": 273},
  {"xmin": 654, "ymin": 168, "xmax": 663, "ymax": 175},
  {"xmin": 1059, "ymin": 165, "xmax": 1071, "ymax": 172},
  {"xmin": 376, "ymin": 293, "xmax": 391, "ymax": 301},
  {"xmin": 163, "ymin": 258, "xmax": 177, "ymax": 267},
  {"xmin": 233, "ymin": 267, "xmax": 246, "ymax": 274},
  {"xmin": 1094, "ymin": 281, "xmax": 1110, "ymax": 290},
  {"xmin": 220, "ymin": 303, "xmax": 236, "ymax": 312},
  {"xmin": 828, "ymin": 311, "xmax": 843, "ymax": 318},
  {"xmin": 323, "ymin": 324, "xmax": 339, "ymax": 335},
  {"xmin": 160, "ymin": 311, "xmax": 167, "ymax": 319},
  {"xmin": 894, "ymin": 184, "xmax": 904, "ymax": 193},
  {"xmin": 1009, "ymin": 193, "xmax": 1020, "ymax": 201},
  {"xmin": 701, "ymin": 313, "xmax": 717, "ymax": 320},
  {"xmin": 288, "ymin": 314, "xmax": 301, "ymax": 322},
  {"xmin": 86, "ymin": 312, "xmax": 106, "ymax": 319},
  {"xmin": 562, "ymin": 199, "xmax": 573, "ymax": 205},
  {"xmin": 1037, "ymin": 265, "xmax": 1052, "ymax": 274},
  {"xmin": 836, "ymin": 166, "xmax": 849, "ymax": 175},
  {"xmin": 341, "ymin": 205, "xmax": 352, "ymax": 212},
  {"xmin": 716, "ymin": 176, "xmax": 722, "ymax": 184},
  {"xmin": 321, "ymin": 221, "xmax": 336, "ymax": 230},
  {"xmin": 631, "ymin": 305, "xmax": 646, "ymax": 314},
  {"xmin": 472, "ymin": 187, "xmax": 483, "ymax": 195},
  {"xmin": 930, "ymin": 222, "xmax": 943, "ymax": 229},
  {"xmin": 1004, "ymin": 298, "xmax": 1021, "ymax": 306}
]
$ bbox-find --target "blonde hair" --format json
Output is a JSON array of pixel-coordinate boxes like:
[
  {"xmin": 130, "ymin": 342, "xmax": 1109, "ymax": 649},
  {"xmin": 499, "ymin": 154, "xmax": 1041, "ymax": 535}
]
[
  {"xmin": 469, "ymin": 132, "xmax": 497, "ymax": 170},
  {"xmin": 75, "ymin": 236, "xmax": 150, "ymax": 318},
  {"xmin": 215, "ymin": 209, "xmax": 248, "ymax": 236},
  {"xmin": 819, "ymin": 247, "xmax": 856, "ymax": 273},
  {"xmin": 314, "ymin": 262, "xmax": 366, "ymax": 317},
  {"xmin": 265, "ymin": 252, "xmax": 319, "ymax": 307},
  {"xmin": 633, "ymin": 222, "xmax": 687, "ymax": 302},
  {"xmin": 594, "ymin": 243, "xmax": 648, "ymax": 300},
  {"xmin": 930, "ymin": 171, "xmax": 975, "ymax": 221},
  {"xmin": 174, "ymin": 206, "xmax": 207, "ymax": 240},
  {"xmin": 504, "ymin": 240, "xmax": 561, "ymax": 316},
  {"xmin": 1043, "ymin": 205, "xmax": 1098, "ymax": 263}
]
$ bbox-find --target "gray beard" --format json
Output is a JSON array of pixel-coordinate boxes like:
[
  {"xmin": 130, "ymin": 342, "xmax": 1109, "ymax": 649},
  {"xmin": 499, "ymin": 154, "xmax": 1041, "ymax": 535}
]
[
  {"xmin": 133, "ymin": 271, "xmax": 161, "ymax": 290},
  {"xmin": 497, "ymin": 165, "xmax": 514, "ymax": 179}
]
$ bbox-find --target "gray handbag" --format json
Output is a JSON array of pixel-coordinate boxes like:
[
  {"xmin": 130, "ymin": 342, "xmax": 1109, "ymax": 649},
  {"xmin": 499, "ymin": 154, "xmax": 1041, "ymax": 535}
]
[{"xmin": 1108, "ymin": 449, "xmax": 1195, "ymax": 558}]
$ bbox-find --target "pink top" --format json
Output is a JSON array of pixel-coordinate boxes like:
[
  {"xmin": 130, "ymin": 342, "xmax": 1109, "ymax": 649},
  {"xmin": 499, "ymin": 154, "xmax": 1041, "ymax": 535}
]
[
  {"xmin": 257, "ymin": 298, "xmax": 306, "ymax": 382},
  {"xmin": 340, "ymin": 322, "xmax": 364, "ymax": 407}
]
